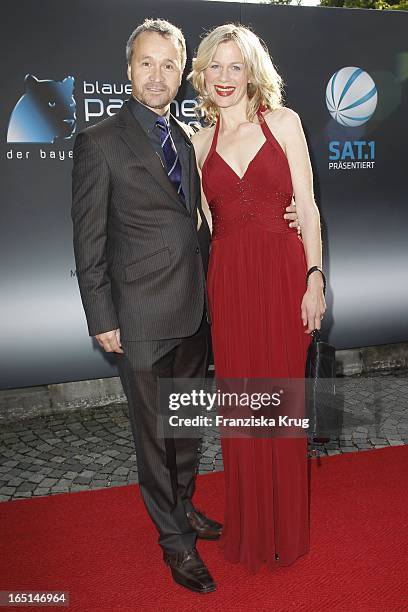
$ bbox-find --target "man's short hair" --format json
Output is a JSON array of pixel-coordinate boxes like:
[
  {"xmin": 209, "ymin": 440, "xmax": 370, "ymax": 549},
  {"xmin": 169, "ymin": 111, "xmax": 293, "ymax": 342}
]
[{"xmin": 126, "ymin": 18, "xmax": 187, "ymax": 70}]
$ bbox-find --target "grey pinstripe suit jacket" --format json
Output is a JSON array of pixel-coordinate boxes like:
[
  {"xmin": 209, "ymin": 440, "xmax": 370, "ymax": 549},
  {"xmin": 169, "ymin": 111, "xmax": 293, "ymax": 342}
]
[{"xmin": 71, "ymin": 101, "xmax": 209, "ymax": 341}]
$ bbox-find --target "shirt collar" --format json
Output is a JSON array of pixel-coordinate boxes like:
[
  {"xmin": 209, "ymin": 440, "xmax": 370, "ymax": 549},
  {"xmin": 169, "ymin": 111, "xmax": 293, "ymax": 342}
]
[{"xmin": 128, "ymin": 96, "xmax": 171, "ymax": 134}]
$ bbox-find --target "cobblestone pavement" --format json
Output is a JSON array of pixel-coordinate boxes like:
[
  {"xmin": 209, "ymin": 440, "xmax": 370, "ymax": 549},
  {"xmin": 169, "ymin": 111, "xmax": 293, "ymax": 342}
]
[{"xmin": 0, "ymin": 371, "xmax": 407, "ymax": 502}]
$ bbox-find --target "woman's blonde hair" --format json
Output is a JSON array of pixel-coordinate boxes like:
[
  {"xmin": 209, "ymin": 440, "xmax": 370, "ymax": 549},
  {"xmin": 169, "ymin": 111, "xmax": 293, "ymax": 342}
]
[{"xmin": 188, "ymin": 24, "xmax": 284, "ymax": 125}]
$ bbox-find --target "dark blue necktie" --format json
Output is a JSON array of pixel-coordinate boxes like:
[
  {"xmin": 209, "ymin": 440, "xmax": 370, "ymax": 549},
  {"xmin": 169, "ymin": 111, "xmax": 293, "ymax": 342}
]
[{"xmin": 155, "ymin": 115, "xmax": 185, "ymax": 203}]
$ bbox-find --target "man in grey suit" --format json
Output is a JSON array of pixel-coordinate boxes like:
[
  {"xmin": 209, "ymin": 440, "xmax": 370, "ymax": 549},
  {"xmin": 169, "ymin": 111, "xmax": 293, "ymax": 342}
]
[{"xmin": 72, "ymin": 18, "xmax": 299, "ymax": 594}]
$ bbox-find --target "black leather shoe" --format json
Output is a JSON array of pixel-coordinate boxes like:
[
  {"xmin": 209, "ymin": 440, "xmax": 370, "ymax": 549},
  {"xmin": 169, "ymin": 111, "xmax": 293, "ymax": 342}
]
[
  {"xmin": 163, "ymin": 548, "xmax": 216, "ymax": 594},
  {"xmin": 186, "ymin": 509, "xmax": 223, "ymax": 540}
]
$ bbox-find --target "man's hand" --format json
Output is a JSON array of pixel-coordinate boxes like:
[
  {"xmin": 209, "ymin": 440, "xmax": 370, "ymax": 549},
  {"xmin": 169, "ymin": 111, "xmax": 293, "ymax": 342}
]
[
  {"xmin": 95, "ymin": 328, "xmax": 124, "ymax": 353},
  {"xmin": 284, "ymin": 199, "xmax": 301, "ymax": 236}
]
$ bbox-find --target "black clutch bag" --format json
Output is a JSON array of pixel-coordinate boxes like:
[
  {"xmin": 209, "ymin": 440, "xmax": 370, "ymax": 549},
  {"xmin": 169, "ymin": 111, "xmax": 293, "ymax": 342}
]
[{"xmin": 305, "ymin": 330, "xmax": 336, "ymax": 454}]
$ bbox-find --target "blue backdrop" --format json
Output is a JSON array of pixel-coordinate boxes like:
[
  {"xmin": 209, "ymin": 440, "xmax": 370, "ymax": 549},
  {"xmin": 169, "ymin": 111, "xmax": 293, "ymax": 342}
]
[{"xmin": 1, "ymin": 0, "xmax": 407, "ymax": 388}]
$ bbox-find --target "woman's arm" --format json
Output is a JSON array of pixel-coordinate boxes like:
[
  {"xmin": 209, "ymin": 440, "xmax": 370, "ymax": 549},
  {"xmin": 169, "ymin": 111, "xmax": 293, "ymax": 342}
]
[
  {"xmin": 191, "ymin": 129, "xmax": 214, "ymax": 235},
  {"xmin": 196, "ymin": 166, "xmax": 212, "ymax": 235},
  {"xmin": 280, "ymin": 108, "xmax": 326, "ymax": 333}
]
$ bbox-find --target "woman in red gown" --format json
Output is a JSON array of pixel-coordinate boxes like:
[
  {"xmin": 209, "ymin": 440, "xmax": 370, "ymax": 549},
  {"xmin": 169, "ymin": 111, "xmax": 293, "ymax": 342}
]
[{"xmin": 190, "ymin": 25, "xmax": 326, "ymax": 573}]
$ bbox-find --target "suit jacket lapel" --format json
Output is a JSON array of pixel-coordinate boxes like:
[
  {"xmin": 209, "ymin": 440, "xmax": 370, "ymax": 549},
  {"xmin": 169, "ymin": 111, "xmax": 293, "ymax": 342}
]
[{"xmin": 116, "ymin": 103, "xmax": 189, "ymax": 212}]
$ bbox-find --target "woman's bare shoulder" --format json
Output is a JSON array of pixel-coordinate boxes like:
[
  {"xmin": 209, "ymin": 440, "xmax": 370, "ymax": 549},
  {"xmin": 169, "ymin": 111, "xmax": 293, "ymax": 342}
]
[
  {"xmin": 191, "ymin": 124, "xmax": 216, "ymax": 145},
  {"xmin": 263, "ymin": 107, "xmax": 304, "ymax": 147},
  {"xmin": 191, "ymin": 124, "xmax": 216, "ymax": 168},
  {"xmin": 263, "ymin": 106, "xmax": 301, "ymax": 127}
]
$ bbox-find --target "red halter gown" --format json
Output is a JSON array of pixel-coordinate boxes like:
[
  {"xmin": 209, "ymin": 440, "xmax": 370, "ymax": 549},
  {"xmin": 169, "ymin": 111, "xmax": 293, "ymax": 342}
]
[{"xmin": 202, "ymin": 110, "xmax": 311, "ymax": 573}]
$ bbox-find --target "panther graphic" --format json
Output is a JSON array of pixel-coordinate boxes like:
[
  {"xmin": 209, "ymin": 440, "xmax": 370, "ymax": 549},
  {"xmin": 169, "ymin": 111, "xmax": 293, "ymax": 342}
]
[{"xmin": 7, "ymin": 75, "xmax": 76, "ymax": 143}]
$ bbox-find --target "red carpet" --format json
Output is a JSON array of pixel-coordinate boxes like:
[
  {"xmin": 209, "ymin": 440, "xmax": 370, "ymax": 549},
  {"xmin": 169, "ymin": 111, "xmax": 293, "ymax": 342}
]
[{"xmin": 1, "ymin": 446, "xmax": 407, "ymax": 611}]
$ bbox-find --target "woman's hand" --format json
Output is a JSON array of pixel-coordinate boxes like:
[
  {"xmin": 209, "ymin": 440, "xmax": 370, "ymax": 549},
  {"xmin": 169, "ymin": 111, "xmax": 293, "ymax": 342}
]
[{"xmin": 301, "ymin": 274, "xmax": 327, "ymax": 333}]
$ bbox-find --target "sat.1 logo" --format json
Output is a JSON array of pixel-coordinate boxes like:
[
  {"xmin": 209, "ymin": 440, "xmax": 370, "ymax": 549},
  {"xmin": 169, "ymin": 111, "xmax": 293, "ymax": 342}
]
[{"xmin": 325, "ymin": 67, "xmax": 378, "ymax": 170}]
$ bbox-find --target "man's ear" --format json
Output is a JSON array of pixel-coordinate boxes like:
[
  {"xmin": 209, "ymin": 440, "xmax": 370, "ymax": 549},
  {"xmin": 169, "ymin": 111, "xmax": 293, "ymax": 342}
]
[{"xmin": 127, "ymin": 64, "xmax": 131, "ymax": 82}]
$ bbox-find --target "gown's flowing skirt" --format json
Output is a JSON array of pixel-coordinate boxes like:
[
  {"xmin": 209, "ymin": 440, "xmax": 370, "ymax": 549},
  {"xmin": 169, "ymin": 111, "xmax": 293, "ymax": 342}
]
[{"xmin": 207, "ymin": 224, "xmax": 311, "ymax": 573}]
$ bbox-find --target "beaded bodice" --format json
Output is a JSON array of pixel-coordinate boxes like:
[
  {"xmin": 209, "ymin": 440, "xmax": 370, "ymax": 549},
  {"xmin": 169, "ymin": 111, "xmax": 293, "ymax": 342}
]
[{"xmin": 202, "ymin": 111, "xmax": 293, "ymax": 240}]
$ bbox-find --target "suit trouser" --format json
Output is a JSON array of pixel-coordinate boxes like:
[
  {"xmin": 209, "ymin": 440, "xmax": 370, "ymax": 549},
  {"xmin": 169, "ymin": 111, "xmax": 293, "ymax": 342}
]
[{"xmin": 116, "ymin": 313, "xmax": 210, "ymax": 553}]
